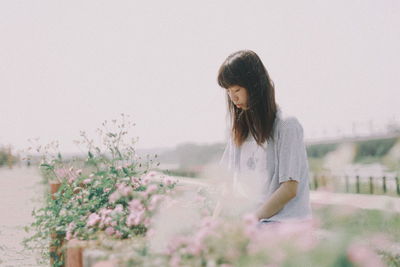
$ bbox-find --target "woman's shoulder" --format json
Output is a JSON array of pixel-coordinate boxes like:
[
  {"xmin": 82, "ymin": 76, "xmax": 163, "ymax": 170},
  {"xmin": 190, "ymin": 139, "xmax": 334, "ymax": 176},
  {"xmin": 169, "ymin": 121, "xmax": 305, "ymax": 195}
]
[{"xmin": 274, "ymin": 109, "xmax": 304, "ymax": 135}]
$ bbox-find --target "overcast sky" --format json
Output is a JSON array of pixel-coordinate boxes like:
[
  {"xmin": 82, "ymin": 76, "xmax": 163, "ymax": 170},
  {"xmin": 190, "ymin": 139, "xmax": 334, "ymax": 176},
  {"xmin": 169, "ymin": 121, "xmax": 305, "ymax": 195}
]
[{"xmin": 1, "ymin": 0, "xmax": 399, "ymax": 154}]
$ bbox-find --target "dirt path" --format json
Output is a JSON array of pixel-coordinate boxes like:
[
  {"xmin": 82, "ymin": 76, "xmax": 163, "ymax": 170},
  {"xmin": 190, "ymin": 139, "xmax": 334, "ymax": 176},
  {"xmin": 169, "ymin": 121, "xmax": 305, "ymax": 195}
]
[{"xmin": 0, "ymin": 167, "xmax": 46, "ymax": 266}]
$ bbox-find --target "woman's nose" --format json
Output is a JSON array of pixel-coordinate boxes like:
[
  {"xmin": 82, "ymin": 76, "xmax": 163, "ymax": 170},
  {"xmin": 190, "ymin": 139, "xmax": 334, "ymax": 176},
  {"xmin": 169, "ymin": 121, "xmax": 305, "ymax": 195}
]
[{"xmin": 228, "ymin": 92, "xmax": 238, "ymax": 103}]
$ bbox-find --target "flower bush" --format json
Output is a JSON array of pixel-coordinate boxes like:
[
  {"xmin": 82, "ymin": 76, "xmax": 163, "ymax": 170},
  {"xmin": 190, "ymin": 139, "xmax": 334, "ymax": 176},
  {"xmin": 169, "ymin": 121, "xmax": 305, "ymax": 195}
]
[
  {"xmin": 24, "ymin": 114, "xmax": 178, "ymax": 266},
  {"xmin": 74, "ymin": 183, "xmax": 400, "ymax": 267},
  {"xmin": 91, "ymin": 206, "xmax": 399, "ymax": 267}
]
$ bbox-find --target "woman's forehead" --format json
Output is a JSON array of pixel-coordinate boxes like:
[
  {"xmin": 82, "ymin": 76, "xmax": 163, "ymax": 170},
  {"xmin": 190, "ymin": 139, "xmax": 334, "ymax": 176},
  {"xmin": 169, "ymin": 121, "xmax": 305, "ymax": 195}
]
[{"xmin": 227, "ymin": 85, "xmax": 245, "ymax": 91}]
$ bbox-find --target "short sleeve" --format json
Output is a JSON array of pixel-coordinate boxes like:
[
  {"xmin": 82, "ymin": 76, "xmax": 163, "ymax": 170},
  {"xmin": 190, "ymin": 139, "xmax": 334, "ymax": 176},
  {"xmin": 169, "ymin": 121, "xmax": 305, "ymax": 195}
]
[{"xmin": 277, "ymin": 118, "xmax": 308, "ymax": 184}]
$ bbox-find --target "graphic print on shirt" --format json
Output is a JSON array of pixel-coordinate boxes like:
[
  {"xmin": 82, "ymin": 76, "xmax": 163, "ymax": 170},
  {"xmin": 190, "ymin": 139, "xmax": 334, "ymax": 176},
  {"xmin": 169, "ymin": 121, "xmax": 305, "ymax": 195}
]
[{"xmin": 246, "ymin": 152, "xmax": 258, "ymax": 171}]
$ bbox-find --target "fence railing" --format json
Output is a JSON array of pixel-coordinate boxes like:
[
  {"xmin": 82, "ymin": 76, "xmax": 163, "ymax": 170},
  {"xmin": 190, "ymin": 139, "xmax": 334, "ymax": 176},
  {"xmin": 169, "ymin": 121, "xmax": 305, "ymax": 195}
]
[{"xmin": 310, "ymin": 173, "xmax": 400, "ymax": 196}]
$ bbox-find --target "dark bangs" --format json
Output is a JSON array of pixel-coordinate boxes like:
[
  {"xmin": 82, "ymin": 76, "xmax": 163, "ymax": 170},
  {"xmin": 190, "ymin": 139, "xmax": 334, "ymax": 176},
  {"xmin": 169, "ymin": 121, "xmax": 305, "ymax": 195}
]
[{"xmin": 217, "ymin": 53, "xmax": 247, "ymax": 89}]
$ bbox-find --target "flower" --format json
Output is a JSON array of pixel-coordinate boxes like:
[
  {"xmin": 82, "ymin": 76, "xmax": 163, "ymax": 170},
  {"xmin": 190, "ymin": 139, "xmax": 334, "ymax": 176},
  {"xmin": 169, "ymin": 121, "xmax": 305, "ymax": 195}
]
[
  {"xmin": 115, "ymin": 183, "xmax": 133, "ymax": 197},
  {"xmin": 163, "ymin": 176, "xmax": 177, "ymax": 186},
  {"xmin": 83, "ymin": 178, "xmax": 91, "ymax": 184},
  {"xmin": 105, "ymin": 227, "xmax": 115, "ymax": 236},
  {"xmin": 109, "ymin": 191, "xmax": 121, "ymax": 203},
  {"xmin": 113, "ymin": 204, "xmax": 124, "ymax": 214},
  {"xmin": 131, "ymin": 176, "xmax": 141, "ymax": 184},
  {"xmin": 66, "ymin": 231, "xmax": 72, "ymax": 241},
  {"xmin": 114, "ymin": 230, "xmax": 123, "ymax": 238},
  {"xmin": 87, "ymin": 213, "xmax": 101, "ymax": 227},
  {"xmin": 129, "ymin": 199, "xmax": 144, "ymax": 212},
  {"xmin": 126, "ymin": 210, "xmax": 145, "ymax": 227},
  {"xmin": 65, "ymin": 222, "xmax": 76, "ymax": 241},
  {"xmin": 146, "ymin": 184, "xmax": 158, "ymax": 195},
  {"xmin": 347, "ymin": 242, "xmax": 384, "ymax": 267},
  {"xmin": 148, "ymin": 194, "xmax": 164, "ymax": 211},
  {"xmin": 169, "ymin": 254, "xmax": 181, "ymax": 267}
]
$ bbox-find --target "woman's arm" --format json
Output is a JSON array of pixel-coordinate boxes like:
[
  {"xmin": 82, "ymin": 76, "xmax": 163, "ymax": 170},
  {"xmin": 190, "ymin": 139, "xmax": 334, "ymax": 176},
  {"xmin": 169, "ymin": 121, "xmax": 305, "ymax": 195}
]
[{"xmin": 255, "ymin": 180, "xmax": 298, "ymax": 220}]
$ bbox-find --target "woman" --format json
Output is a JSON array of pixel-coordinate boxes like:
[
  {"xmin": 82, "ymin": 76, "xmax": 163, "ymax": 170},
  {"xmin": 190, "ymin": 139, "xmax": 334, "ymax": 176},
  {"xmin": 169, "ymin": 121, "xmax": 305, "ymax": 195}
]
[{"xmin": 215, "ymin": 50, "xmax": 312, "ymax": 224}]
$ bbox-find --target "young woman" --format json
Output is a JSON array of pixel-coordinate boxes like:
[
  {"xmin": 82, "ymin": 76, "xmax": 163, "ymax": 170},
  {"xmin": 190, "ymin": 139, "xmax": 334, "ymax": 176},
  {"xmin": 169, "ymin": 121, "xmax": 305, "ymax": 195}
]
[{"xmin": 216, "ymin": 50, "xmax": 312, "ymax": 224}]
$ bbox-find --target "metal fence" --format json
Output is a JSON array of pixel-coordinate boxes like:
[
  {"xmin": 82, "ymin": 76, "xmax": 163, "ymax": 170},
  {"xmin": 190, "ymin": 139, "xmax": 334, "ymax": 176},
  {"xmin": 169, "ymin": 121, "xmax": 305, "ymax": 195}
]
[{"xmin": 310, "ymin": 173, "xmax": 400, "ymax": 196}]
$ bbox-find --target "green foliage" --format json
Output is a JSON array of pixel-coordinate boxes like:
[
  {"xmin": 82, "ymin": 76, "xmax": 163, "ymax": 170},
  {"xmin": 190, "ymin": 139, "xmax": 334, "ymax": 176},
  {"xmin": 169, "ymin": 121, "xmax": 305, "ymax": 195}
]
[
  {"xmin": 159, "ymin": 168, "xmax": 198, "ymax": 178},
  {"xmin": 306, "ymin": 143, "xmax": 338, "ymax": 158},
  {"xmin": 0, "ymin": 147, "xmax": 18, "ymax": 167},
  {"xmin": 354, "ymin": 138, "xmax": 398, "ymax": 163}
]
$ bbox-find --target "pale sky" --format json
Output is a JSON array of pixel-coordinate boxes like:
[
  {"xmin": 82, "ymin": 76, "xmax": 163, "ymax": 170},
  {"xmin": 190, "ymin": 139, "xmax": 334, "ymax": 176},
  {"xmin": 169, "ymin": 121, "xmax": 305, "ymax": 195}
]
[{"xmin": 1, "ymin": 0, "xmax": 399, "ymax": 154}]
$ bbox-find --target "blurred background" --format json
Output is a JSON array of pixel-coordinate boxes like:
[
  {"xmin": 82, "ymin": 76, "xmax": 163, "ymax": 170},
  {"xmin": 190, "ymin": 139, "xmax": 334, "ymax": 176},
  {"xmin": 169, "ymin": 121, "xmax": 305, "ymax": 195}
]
[{"xmin": 1, "ymin": 0, "xmax": 399, "ymax": 195}]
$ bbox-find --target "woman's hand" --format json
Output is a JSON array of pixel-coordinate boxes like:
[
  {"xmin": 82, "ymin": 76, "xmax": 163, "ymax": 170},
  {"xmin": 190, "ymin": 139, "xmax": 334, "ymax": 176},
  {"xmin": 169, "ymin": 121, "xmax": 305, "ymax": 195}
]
[{"xmin": 256, "ymin": 180, "xmax": 298, "ymax": 220}]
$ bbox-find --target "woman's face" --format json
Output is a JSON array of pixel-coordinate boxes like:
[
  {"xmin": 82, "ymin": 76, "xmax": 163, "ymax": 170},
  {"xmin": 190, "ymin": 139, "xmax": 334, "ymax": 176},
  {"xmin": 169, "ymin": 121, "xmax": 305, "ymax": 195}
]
[{"xmin": 227, "ymin": 85, "xmax": 249, "ymax": 110}]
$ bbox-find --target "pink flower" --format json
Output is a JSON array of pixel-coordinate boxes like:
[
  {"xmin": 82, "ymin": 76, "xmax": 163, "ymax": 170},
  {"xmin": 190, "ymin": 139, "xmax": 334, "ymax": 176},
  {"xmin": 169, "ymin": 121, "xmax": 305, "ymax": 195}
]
[
  {"xmin": 148, "ymin": 194, "xmax": 163, "ymax": 211},
  {"xmin": 66, "ymin": 231, "xmax": 72, "ymax": 241},
  {"xmin": 163, "ymin": 176, "xmax": 176, "ymax": 186},
  {"xmin": 129, "ymin": 199, "xmax": 144, "ymax": 212},
  {"xmin": 105, "ymin": 227, "xmax": 115, "ymax": 236},
  {"xmin": 115, "ymin": 183, "xmax": 124, "ymax": 190},
  {"xmin": 113, "ymin": 204, "xmax": 124, "ymax": 214},
  {"xmin": 146, "ymin": 228, "xmax": 156, "ymax": 239},
  {"xmin": 114, "ymin": 230, "xmax": 123, "ymax": 238},
  {"xmin": 200, "ymin": 216, "xmax": 219, "ymax": 230},
  {"xmin": 109, "ymin": 191, "xmax": 121, "ymax": 203},
  {"xmin": 120, "ymin": 186, "xmax": 132, "ymax": 197},
  {"xmin": 347, "ymin": 242, "xmax": 384, "ymax": 267},
  {"xmin": 131, "ymin": 176, "xmax": 140, "ymax": 184},
  {"xmin": 140, "ymin": 173, "xmax": 153, "ymax": 185},
  {"xmin": 55, "ymin": 168, "xmax": 68, "ymax": 179},
  {"xmin": 187, "ymin": 240, "xmax": 205, "ymax": 256},
  {"xmin": 194, "ymin": 228, "xmax": 209, "ymax": 244},
  {"xmin": 83, "ymin": 178, "xmax": 91, "ymax": 184},
  {"xmin": 103, "ymin": 217, "xmax": 112, "ymax": 226},
  {"xmin": 195, "ymin": 195, "xmax": 206, "ymax": 202},
  {"xmin": 143, "ymin": 218, "xmax": 151, "ymax": 227},
  {"xmin": 169, "ymin": 255, "xmax": 181, "ymax": 267},
  {"xmin": 87, "ymin": 213, "xmax": 101, "ymax": 227},
  {"xmin": 126, "ymin": 210, "xmax": 145, "ymax": 227},
  {"xmin": 115, "ymin": 183, "xmax": 133, "ymax": 197},
  {"xmin": 104, "ymin": 188, "xmax": 111, "ymax": 193},
  {"xmin": 146, "ymin": 184, "xmax": 158, "ymax": 195},
  {"xmin": 68, "ymin": 176, "xmax": 77, "ymax": 184},
  {"xmin": 166, "ymin": 236, "xmax": 189, "ymax": 255},
  {"xmin": 76, "ymin": 169, "xmax": 83, "ymax": 175},
  {"xmin": 65, "ymin": 222, "xmax": 75, "ymax": 241},
  {"xmin": 100, "ymin": 208, "xmax": 113, "ymax": 217}
]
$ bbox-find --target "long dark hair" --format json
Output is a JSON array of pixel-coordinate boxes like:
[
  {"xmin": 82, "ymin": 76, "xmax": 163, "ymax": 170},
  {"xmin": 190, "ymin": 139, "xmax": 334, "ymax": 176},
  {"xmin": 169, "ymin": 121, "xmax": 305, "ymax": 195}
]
[{"xmin": 217, "ymin": 50, "xmax": 278, "ymax": 147}]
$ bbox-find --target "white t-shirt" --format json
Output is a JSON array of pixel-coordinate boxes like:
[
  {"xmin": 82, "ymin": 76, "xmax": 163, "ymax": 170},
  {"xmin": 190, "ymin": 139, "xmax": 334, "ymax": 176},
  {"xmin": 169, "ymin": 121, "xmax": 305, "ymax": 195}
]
[
  {"xmin": 233, "ymin": 134, "xmax": 268, "ymax": 208},
  {"xmin": 220, "ymin": 109, "xmax": 312, "ymax": 222}
]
